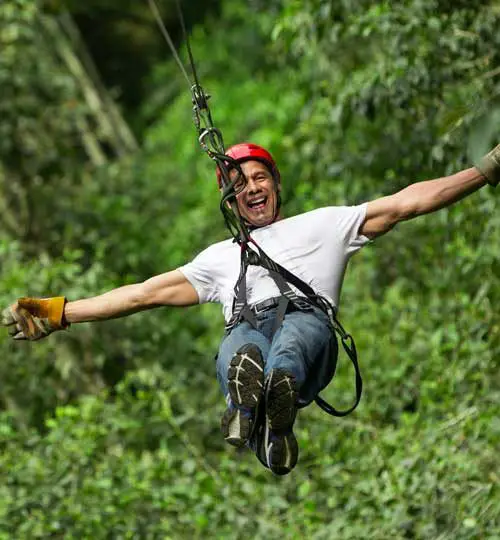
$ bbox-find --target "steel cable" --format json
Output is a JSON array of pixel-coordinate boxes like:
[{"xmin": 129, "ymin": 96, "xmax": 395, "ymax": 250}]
[{"xmin": 146, "ymin": 0, "xmax": 192, "ymax": 88}]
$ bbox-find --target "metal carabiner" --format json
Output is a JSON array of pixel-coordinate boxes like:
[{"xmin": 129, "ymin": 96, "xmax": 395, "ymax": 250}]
[{"xmin": 191, "ymin": 83, "xmax": 209, "ymax": 111}]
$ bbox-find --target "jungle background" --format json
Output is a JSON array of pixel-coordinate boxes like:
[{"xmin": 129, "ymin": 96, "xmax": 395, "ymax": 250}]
[{"xmin": 1, "ymin": 0, "xmax": 499, "ymax": 538}]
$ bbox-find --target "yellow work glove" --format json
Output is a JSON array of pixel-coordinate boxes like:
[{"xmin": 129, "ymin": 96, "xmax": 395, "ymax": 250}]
[
  {"xmin": 1, "ymin": 297, "xmax": 69, "ymax": 341},
  {"xmin": 477, "ymin": 143, "xmax": 500, "ymax": 186}
]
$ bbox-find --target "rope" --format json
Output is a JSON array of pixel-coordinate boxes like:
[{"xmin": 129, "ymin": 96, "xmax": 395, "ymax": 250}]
[
  {"xmin": 146, "ymin": 0, "xmax": 192, "ymax": 88},
  {"xmin": 145, "ymin": 0, "xmax": 250, "ymax": 243},
  {"xmin": 173, "ymin": 0, "xmax": 202, "ymax": 90}
]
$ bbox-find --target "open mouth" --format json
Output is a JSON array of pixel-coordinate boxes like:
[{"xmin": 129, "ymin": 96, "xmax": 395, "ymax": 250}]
[{"xmin": 246, "ymin": 196, "xmax": 268, "ymax": 211}]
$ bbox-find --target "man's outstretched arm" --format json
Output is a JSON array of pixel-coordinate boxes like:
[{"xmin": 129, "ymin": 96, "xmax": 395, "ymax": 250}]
[
  {"xmin": 65, "ymin": 270, "xmax": 198, "ymax": 323},
  {"xmin": 2, "ymin": 270, "xmax": 199, "ymax": 340},
  {"xmin": 360, "ymin": 143, "xmax": 500, "ymax": 239},
  {"xmin": 360, "ymin": 166, "xmax": 487, "ymax": 239}
]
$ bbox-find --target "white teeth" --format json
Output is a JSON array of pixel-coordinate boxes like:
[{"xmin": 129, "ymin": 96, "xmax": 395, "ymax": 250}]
[{"xmin": 248, "ymin": 197, "xmax": 266, "ymax": 206}]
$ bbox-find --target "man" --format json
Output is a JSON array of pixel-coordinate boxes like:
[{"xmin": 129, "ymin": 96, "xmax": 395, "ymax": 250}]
[{"xmin": 2, "ymin": 142, "xmax": 499, "ymax": 475}]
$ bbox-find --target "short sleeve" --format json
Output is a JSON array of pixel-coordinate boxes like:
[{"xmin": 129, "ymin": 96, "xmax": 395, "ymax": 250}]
[
  {"xmin": 326, "ymin": 203, "xmax": 371, "ymax": 255},
  {"xmin": 177, "ymin": 246, "xmax": 219, "ymax": 304}
]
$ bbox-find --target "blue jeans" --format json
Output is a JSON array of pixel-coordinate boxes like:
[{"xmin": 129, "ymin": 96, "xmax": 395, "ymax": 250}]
[{"xmin": 216, "ymin": 307, "xmax": 338, "ymax": 407}]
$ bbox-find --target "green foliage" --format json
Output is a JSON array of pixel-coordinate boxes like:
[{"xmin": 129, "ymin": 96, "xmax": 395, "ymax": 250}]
[
  {"xmin": 275, "ymin": 0, "xmax": 500, "ymax": 199},
  {"xmin": 0, "ymin": 0, "xmax": 499, "ymax": 537},
  {"xmin": 0, "ymin": 374, "xmax": 498, "ymax": 538}
]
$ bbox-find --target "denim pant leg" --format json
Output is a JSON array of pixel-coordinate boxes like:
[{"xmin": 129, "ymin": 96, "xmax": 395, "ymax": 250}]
[
  {"xmin": 266, "ymin": 308, "xmax": 338, "ymax": 406},
  {"xmin": 216, "ymin": 320, "xmax": 271, "ymax": 398}
]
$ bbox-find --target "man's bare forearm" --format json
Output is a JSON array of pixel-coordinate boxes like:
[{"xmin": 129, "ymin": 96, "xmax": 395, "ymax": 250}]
[
  {"xmin": 62, "ymin": 270, "xmax": 197, "ymax": 324},
  {"xmin": 399, "ymin": 167, "xmax": 487, "ymax": 219},
  {"xmin": 363, "ymin": 148, "xmax": 498, "ymax": 238},
  {"xmin": 64, "ymin": 283, "xmax": 150, "ymax": 324}
]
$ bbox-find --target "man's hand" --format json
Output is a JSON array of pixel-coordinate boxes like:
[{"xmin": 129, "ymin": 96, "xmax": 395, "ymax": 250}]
[
  {"xmin": 477, "ymin": 143, "xmax": 500, "ymax": 186},
  {"xmin": 1, "ymin": 297, "xmax": 69, "ymax": 341}
]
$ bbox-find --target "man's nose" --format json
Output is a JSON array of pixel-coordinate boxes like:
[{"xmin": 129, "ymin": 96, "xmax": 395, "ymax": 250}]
[{"xmin": 246, "ymin": 177, "xmax": 260, "ymax": 193}]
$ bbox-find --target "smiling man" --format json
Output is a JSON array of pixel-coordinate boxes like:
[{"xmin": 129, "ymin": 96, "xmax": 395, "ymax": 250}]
[
  {"xmin": 227, "ymin": 158, "xmax": 281, "ymax": 227},
  {"xmin": 2, "ymin": 142, "xmax": 500, "ymax": 475}
]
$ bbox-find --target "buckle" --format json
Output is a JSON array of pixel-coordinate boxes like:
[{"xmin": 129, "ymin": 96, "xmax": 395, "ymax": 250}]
[{"xmin": 252, "ymin": 297, "xmax": 280, "ymax": 315}]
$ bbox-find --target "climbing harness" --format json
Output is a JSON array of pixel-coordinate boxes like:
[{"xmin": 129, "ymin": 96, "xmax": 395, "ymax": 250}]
[
  {"xmin": 147, "ymin": 0, "xmax": 362, "ymax": 416},
  {"xmin": 226, "ymin": 238, "xmax": 362, "ymax": 416}
]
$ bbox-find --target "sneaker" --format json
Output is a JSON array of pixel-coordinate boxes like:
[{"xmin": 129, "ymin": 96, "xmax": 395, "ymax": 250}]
[
  {"xmin": 220, "ymin": 344, "xmax": 264, "ymax": 448},
  {"xmin": 257, "ymin": 368, "xmax": 299, "ymax": 475}
]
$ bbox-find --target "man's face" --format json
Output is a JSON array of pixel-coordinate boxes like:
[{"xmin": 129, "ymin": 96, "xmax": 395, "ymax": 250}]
[{"xmin": 230, "ymin": 160, "xmax": 281, "ymax": 228}]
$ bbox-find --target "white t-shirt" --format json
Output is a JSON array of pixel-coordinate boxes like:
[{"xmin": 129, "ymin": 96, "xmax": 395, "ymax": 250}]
[{"xmin": 179, "ymin": 205, "xmax": 370, "ymax": 322}]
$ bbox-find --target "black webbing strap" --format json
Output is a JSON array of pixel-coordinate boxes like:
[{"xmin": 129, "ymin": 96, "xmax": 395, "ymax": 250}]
[
  {"xmin": 226, "ymin": 245, "xmax": 256, "ymax": 332},
  {"xmin": 226, "ymin": 239, "xmax": 363, "ymax": 417},
  {"xmin": 273, "ymin": 296, "xmax": 290, "ymax": 336},
  {"xmin": 232, "ymin": 258, "xmax": 257, "ymax": 330},
  {"xmin": 315, "ymin": 319, "xmax": 363, "ymax": 417}
]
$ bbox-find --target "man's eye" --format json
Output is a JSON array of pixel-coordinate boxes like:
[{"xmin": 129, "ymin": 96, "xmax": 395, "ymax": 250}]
[{"xmin": 233, "ymin": 174, "xmax": 246, "ymax": 192}]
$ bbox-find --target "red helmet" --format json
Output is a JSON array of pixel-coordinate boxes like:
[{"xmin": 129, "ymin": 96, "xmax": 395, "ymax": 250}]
[{"xmin": 216, "ymin": 143, "xmax": 280, "ymax": 188}]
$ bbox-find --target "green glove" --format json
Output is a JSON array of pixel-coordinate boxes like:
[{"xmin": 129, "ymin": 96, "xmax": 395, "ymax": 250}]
[
  {"xmin": 477, "ymin": 143, "xmax": 500, "ymax": 186},
  {"xmin": 1, "ymin": 297, "xmax": 69, "ymax": 341}
]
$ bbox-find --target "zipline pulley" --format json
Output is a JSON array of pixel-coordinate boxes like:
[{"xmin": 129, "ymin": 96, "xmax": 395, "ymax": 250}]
[{"xmin": 191, "ymin": 84, "xmax": 226, "ymax": 163}]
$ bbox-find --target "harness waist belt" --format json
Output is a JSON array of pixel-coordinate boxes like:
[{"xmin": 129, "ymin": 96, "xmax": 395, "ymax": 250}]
[{"xmin": 250, "ymin": 296, "xmax": 282, "ymax": 314}]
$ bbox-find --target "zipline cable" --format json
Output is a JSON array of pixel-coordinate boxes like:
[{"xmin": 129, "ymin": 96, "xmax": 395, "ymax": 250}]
[
  {"xmin": 146, "ymin": 0, "xmax": 192, "ymax": 88},
  {"xmin": 173, "ymin": 0, "xmax": 202, "ymax": 91},
  {"xmin": 146, "ymin": 0, "xmax": 251, "ymax": 242}
]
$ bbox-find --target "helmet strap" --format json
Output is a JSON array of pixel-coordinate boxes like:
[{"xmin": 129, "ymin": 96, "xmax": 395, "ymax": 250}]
[{"xmin": 271, "ymin": 177, "xmax": 281, "ymax": 223}]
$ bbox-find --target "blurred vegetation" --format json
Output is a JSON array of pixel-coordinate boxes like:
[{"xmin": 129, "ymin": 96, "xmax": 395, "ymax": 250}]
[{"xmin": 0, "ymin": 0, "xmax": 499, "ymax": 537}]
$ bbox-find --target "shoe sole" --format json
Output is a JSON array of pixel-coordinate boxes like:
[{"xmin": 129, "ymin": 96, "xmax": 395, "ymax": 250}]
[
  {"xmin": 221, "ymin": 344, "xmax": 264, "ymax": 447},
  {"xmin": 262, "ymin": 368, "xmax": 299, "ymax": 475}
]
